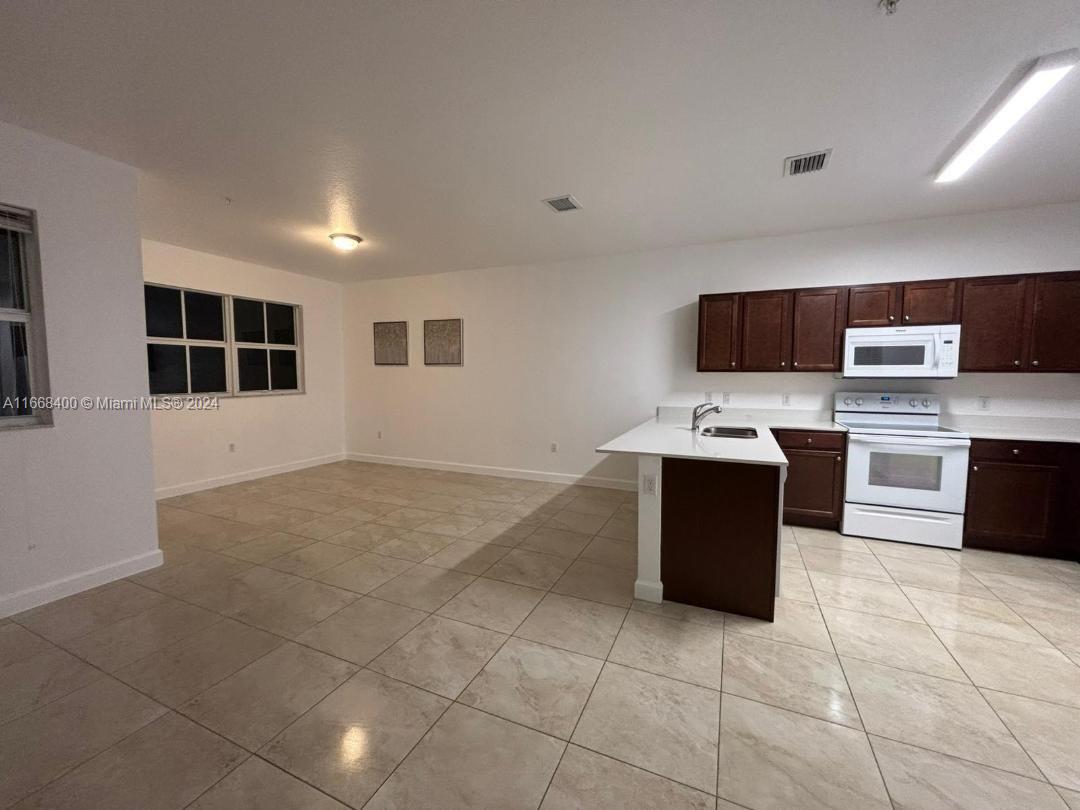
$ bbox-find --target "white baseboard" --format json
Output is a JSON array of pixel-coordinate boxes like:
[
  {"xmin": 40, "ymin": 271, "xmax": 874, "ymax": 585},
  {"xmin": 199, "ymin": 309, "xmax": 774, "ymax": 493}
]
[
  {"xmin": 634, "ymin": 579, "xmax": 663, "ymax": 603},
  {"xmin": 346, "ymin": 452, "xmax": 636, "ymax": 491},
  {"xmin": 155, "ymin": 452, "xmax": 348, "ymax": 499},
  {"xmin": 0, "ymin": 549, "xmax": 164, "ymax": 618}
]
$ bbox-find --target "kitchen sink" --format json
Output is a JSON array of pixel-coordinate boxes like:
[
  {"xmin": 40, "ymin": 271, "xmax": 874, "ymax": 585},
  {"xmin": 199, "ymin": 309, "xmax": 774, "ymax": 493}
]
[{"xmin": 699, "ymin": 426, "xmax": 758, "ymax": 439}]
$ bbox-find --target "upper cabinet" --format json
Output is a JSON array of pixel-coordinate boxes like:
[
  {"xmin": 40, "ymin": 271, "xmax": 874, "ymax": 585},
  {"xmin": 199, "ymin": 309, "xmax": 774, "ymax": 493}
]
[
  {"xmin": 901, "ymin": 279, "xmax": 958, "ymax": 325},
  {"xmin": 792, "ymin": 287, "xmax": 846, "ymax": 371},
  {"xmin": 1029, "ymin": 272, "xmax": 1080, "ymax": 372},
  {"xmin": 847, "ymin": 281, "xmax": 957, "ymax": 328},
  {"xmin": 847, "ymin": 284, "xmax": 901, "ymax": 327},
  {"xmin": 741, "ymin": 291, "xmax": 792, "ymax": 371},
  {"xmin": 697, "ymin": 293, "xmax": 741, "ymax": 371},
  {"xmin": 959, "ymin": 275, "xmax": 1031, "ymax": 372},
  {"xmin": 697, "ymin": 271, "xmax": 1078, "ymax": 374}
]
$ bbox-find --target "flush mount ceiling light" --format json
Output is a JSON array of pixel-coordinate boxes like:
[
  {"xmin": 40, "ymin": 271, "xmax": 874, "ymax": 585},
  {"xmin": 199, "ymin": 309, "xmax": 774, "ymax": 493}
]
[
  {"xmin": 936, "ymin": 49, "xmax": 1078, "ymax": 183},
  {"xmin": 329, "ymin": 233, "xmax": 363, "ymax": 251}
]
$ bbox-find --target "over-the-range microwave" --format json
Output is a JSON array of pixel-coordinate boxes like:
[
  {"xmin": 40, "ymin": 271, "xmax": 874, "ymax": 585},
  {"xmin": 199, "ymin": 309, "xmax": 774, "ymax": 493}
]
[{"xmin": 843, "ymin": 324, "xmax": 961, "ymax": 378}]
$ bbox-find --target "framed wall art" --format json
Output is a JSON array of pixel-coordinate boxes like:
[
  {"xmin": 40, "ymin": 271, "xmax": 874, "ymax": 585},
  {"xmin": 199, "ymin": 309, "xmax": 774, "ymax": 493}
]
[
  {"xmin": 373, "ymin": 320, "xmax": 408, "ymax": 365},
  {"xmin": 423, "ymin": 318, "xmax": 463, "ymax": 366}
]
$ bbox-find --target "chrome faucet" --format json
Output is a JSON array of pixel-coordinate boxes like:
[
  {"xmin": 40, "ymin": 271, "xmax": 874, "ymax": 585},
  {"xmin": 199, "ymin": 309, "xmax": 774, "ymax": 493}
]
[{"xmin": 691, "ymin": 401, "xmax": 722, "ymax": 432}]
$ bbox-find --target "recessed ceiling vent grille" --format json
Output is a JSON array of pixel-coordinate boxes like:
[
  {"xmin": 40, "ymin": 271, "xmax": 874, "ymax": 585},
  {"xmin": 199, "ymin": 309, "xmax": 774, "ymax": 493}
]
[
  {"xmin": 542, "ymin": 195, "xmax": 582, "ymax": 212},
  {"xmin": 783, "ymin": 149, "xmax": 832, "ymax": 177}
]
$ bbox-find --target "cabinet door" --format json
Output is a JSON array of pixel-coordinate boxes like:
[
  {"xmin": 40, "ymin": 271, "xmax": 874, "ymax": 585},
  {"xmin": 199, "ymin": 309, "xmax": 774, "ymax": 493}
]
[
  {"xmin": 792, "ymin": 287, "xmax": 846, "ymax": 371},
  {"xmin": 782, "ymin": 449, "xmax": 844, "ymax": 528},
  {"xmin": 697, "ymin": 294, "xmax": 741, "ymax": 371},
  {"xmin": 741, "ymin": 290, "xmax": 793, "ymax": 371},
  {"xmin": 964, "ymin": 461, "xmax": 1059, "ymax": 555},
  {"xmin": 847, "ymin": 284, "xmax": 901, "ymax": 327},
  {"xmin": 1029, "ymin": 272, "xmax": 1080, "ymax": 372},
  {"xmin": 902, "ymin": 279, "xmax": 958, "ymax": 325},
  {"xmin": 959, "ymin": 276, "xmax": 1031, "ymax": 372}
]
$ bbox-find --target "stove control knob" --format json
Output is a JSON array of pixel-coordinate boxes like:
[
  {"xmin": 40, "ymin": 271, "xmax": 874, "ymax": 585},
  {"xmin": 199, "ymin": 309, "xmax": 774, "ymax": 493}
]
[
  {"xmin": 855, "ymin": 398, "xmax": 864, "ymax": 406},
  {"xmin": 909, "ymin": 399, "xmax": 917, "ymax": 407},
  {"xmin": 922, "ymin": 399, "xmax": 930, "ymax": 408},
  {"xmin": 843, "ymin": 397, "xmax": 852, "ymax": 406}
]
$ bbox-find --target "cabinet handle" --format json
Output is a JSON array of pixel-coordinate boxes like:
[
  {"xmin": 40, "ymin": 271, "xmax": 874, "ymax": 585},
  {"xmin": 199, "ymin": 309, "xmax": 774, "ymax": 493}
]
[
  {"xmin": 1013, "ymin": 360, "xmax": 1020, "ymax": 366},
  {"xmin": 730, "ymin": 362, "xmax": 735, "ymax": 367},
  {"xmin": 888, "ymin": 315, "xmax": 895, "ymax": 322},
  {"xmin": 1033, "ymin": 360, "xmax": 1040, "ymax": 367},
  {"xmin": 793, "ymin": 361, "xmax": 799, "ymax": 367},
  {"xmin": 904, "ymin": 314, "xmax": 911, "ymax": 321},
  {"xmin": 1012, "ymin": 448, "xmax": 1020, "ymax": 455},
  {"xmin": 973, "ymin": 466, "xmax": 978, "ymax": 472},
  {"xmin": 806, "ymin": 438, "xmax": 813, "ymax": 444},
  {"xmin": 781, "ymin": 361, "xmax": 786, "ymax": 366},
  {"xmin": 835, "ymin": 455, "xmax": 841, "ymax": 462}
]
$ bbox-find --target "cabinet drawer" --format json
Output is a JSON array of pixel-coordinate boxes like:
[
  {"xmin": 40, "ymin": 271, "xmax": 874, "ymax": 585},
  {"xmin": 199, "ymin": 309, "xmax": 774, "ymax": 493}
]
[
  {"xmin": 969, "ymin": 439, "xmax": 1062, "ymax": 465},
  {"xmin": 774, "ymin": 430, "xmax": 845, "ymax": 451}
]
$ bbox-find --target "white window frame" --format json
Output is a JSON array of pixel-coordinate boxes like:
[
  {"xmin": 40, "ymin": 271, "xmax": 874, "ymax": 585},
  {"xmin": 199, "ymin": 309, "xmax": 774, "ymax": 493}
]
[
  {"xmin": 144, "ymin": 283, "xmax": 304, "ymax": 398},
  {"xmin": 0, "ymin": 203, "xmax": 52, "ymax": 431}
]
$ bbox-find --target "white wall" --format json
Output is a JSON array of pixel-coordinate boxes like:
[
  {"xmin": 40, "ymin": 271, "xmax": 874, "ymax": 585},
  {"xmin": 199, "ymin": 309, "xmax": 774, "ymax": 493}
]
[
  {"xmin": 343, "ymin": 202, "xmax": 1080, "ymax": 486},
  {"xmin": 0, "ymin": 122, "xmax": 160, "ymax": 616},
  {"xmin": 143, "ymin": 240, "xmax": 345, "ymax": 497}
]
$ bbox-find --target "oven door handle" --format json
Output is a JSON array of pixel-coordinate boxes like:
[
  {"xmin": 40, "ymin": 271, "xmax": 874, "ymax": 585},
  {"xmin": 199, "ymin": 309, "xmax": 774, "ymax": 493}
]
[{"xmin": 848, "ymin": 434, "xmax": 971, "ymax": 448}]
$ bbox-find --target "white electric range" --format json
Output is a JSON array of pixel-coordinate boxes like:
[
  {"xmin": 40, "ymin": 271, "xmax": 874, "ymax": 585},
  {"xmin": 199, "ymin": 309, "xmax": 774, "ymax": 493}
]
[{"xmin": 834, "ymin": 393, "xmax": 971, "ymax": 549}]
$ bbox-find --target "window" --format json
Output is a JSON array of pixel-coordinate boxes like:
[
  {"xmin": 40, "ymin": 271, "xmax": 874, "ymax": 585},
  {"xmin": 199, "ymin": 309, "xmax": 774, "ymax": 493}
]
[
  {"xmin": 144, "ymin": 284, "xmax": 302, "ymax": 396},
  {"xmin": 0, "ymin": 204, "xmax": 50, "ymax": 428}
]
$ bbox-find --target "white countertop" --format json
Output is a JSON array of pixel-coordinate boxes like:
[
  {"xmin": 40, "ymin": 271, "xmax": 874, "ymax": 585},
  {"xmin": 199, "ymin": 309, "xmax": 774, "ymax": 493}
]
[
  {"xmin": 596, "ymin": 417, "xmax": 789, "ymax": 466},
  {"xmin": 941, "ymin": 415, "xmax": 1080, "ymax": 445}
]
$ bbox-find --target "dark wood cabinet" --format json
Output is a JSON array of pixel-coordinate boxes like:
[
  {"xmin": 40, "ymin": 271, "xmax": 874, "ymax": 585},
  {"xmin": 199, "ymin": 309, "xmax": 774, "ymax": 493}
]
[
  {"xmin": 697, "ymin": 294, "xmax": 741, "ymax": 371},
  {"xmin": 792, "ymin": 287, "xmax": 846, "ymax": 371},
  {"xmin": 902, "ymin": 279, "xmax": 958, "ymax": 325},
  {"xmin": 741, "ymin": 291, "xmax": 792, "ymax": 371},
  {"xmin": 696, "ymin": 270, "xmax": 1079, "ymax": 376},
  {"xmin": 847, "ymin": 284, "xmax": 901, "ymax": 327},
  {"xmin": 773, "ymin": 430, "xmax": 845, "ymax": 529},
  {"xmin": 959, "ymin": 275, "xmax": 1031, "ymax": 372},
  {"xmin": 964, "ymin": 439, "xmax": 1078, "ymax": 560},
  {"xmin": 1029, "ymin": 272, "xmax": 1080, "ymax": 372}
]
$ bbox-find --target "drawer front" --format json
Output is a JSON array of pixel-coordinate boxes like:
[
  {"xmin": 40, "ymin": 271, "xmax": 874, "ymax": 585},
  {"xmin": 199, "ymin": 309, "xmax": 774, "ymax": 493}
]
[
  {"xmin": 774, "ymin": 429, "xmax": 845, "ymax": 451},
  {"xmin": 969, "ymin": 439, "xmax": 1062, "ymax": 465}
]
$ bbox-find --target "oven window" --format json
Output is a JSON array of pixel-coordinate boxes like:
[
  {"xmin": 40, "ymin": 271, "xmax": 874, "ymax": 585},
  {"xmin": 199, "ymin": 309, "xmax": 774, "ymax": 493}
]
[
  {"xmin": 868, "ymin": 452, "xmax": 943, "ymax": 491},
  {"xmin": 853, "ymin": 345, "xmax": 926, "ymax": 366}
]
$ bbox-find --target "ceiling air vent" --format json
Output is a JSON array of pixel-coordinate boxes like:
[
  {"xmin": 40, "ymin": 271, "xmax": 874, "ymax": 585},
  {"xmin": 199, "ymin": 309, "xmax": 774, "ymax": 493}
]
[
  {"xmin": 542, "ymin": 195, "xmax": 582, "ymax": 212},
  {"xmin": 783, "ymin": 149, "xmax": 832, "ymax": 177}
]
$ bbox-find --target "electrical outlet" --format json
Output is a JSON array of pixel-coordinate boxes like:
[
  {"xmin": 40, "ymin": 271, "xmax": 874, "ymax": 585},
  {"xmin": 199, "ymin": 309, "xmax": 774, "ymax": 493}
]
[
  {"xmin": 550, "ymin": 442, "xmax": 559, "ymax": 453},
  {"xmin": 781, "ymin": 393, "xmax": 791, "ymax": 407},
  {"xmin": 722, "ymin": 392, "xmax": 731, "ymax": 405},
  {"xmin": 642, "ymin": 473, "xmax": 657, "ymax": 495},
  {"xmin": 228, "ymin": 442, "xmax": 236, "ymax": 452},
  {"xmin": 377, "ymin": 430, "xmax": 383, "ymax": 439},
  {"xmin": 978, "ymin": 396, "xmax": 991, "ymax": 411}
]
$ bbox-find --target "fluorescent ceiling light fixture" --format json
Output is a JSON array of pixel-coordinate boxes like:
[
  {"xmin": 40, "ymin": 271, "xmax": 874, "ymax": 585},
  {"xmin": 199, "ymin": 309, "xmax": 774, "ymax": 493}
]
[
  {"xmin": 936, "ymin": 48, "xmax": 1078, "ymax": 183},
  {"xmin": 329, "ymin": 232, "xmax": 363, "ymax": 251}
]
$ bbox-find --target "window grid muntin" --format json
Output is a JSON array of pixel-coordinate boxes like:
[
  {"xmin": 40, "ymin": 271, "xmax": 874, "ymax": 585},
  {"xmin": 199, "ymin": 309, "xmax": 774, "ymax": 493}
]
[{"xmin": 143, "ymin": 282, "xmax": 303, "ymax": 398}]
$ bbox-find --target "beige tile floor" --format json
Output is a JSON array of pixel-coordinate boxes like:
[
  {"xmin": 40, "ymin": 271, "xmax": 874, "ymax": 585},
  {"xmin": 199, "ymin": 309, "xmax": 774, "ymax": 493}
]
[{"xmin": 2, "ymin": 461, "xmax": 1080, "ymax": 808}]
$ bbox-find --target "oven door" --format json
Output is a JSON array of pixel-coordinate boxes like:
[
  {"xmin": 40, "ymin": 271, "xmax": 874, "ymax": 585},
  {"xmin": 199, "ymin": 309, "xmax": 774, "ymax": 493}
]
[
  {"xmin": 845, "ymin": 434, "xmax": 970, "ymax": 513},
  {"xmin": 843, "ymin": 332, "xmax": 939, "ymax": 377}
]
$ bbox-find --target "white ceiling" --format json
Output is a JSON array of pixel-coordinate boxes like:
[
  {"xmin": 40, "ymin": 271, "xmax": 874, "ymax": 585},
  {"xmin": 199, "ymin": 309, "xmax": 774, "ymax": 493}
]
[{"xmin": 1, "ymin": 1, "xmax": 1078, "ymax": 282}]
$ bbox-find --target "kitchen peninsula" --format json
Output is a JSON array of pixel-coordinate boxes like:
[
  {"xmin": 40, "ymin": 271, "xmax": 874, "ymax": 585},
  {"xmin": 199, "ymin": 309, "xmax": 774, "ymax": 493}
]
[{"xmin": 597, "ymin": 410, "xmax": 789, "ymax": 621}]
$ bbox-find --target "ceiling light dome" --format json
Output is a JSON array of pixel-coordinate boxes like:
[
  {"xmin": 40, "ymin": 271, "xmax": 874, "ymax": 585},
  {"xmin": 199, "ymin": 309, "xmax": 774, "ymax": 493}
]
[{"xmin": 329, "ymin": 233, "xmax": 363, "ymax": 251}]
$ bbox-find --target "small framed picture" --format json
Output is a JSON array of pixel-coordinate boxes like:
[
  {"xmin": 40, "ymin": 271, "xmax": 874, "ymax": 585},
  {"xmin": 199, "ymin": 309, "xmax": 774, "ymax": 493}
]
[
  {"xmin": 424, "ymin": 318, "xmax": 463, "ymax": 366},
  {"xmin": 373, "ymin": 321, "xmax": 408, "ymax": 365}
]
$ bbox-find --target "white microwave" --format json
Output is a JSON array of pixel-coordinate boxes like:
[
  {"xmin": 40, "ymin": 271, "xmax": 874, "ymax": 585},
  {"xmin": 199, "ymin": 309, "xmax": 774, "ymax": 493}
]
[{"xmin": 843, "ymin": 324, "xmax": 961, "ymax": 378}]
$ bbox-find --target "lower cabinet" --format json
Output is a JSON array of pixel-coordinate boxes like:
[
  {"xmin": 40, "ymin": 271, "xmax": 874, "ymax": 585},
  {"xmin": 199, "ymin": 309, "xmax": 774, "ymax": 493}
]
[
  {"xmin": 964, "ymin": 439, "xmax": 1079, "ymax": 560},
  {"xmin": 773, "ymin": 430, "xmax": 845, "ymax": 529}
]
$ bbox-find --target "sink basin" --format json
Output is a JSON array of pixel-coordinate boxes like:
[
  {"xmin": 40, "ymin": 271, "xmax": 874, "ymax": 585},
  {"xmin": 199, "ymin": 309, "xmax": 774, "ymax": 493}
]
[{"xmin": 699, "ymin": 426, "xmax": 758, "ymax": 439}]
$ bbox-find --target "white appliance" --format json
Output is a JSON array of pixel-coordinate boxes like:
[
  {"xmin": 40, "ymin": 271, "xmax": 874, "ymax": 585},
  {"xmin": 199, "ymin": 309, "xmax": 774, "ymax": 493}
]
[
  {"xmin": 843, "ymin": 324, "xmax": 961, "ymax": 378},
  {"xmin": 835, "ymin": 392, "xmax": 970, "ymax": 549}
]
